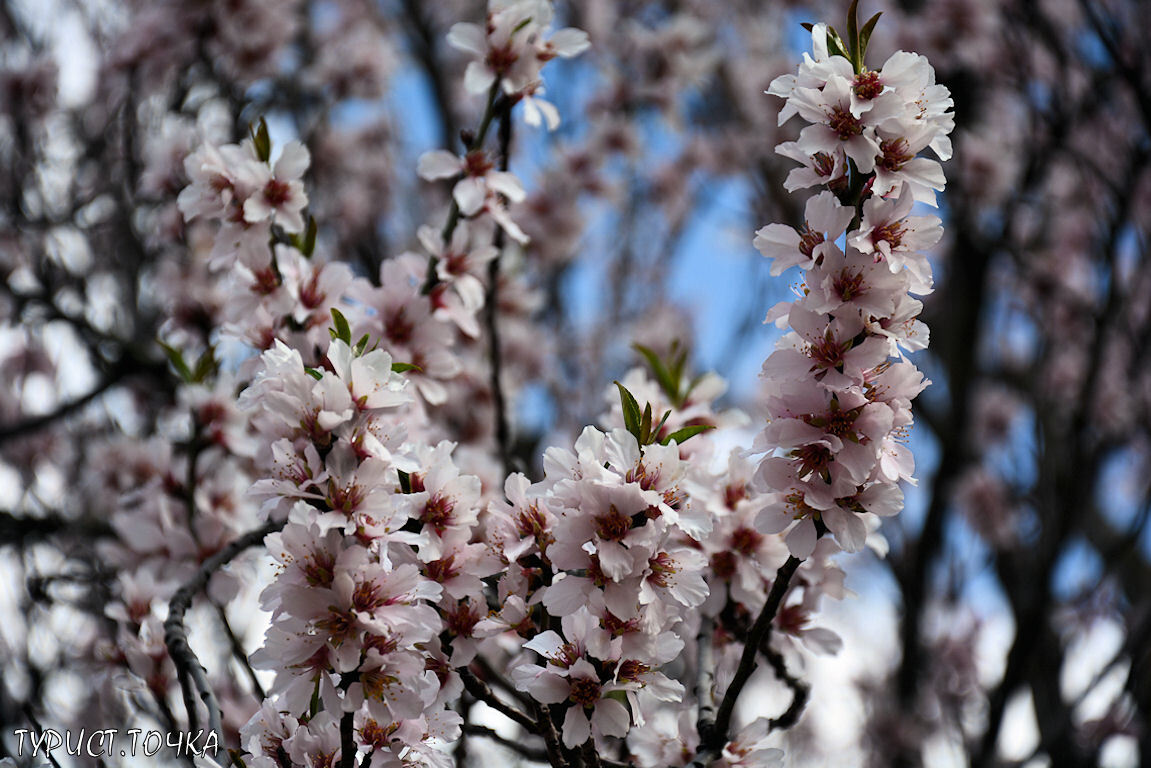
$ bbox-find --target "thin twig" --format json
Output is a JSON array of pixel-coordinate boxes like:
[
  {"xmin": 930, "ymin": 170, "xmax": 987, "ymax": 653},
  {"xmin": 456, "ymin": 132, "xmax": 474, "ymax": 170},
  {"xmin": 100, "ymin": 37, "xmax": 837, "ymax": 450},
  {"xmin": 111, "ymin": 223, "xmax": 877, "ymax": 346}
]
[
  {"xmin": 340, "ymin": 710, "xmax": 355, "ymax": 768},
  {"xmin": 462, "ymin": 724, "xmax": 549, "ymax": 762},
  {"xmin": 699, "ymin": 555, "xmax": 802, "ymax": 758},
  {"xmin": 695, "ymin": 616, "xmax": 717, "ymax": 738},
  {"xmin": 473, "ymin": 652, "xmax": 532, "ymax": 707},
  {"xmin": 0, "ymin": 371, "xmax": 125, "ymax": 444},
  {"xmin": 763, "ymin": 644, "xmax": 809, "ymax": 731},
  {"xmin": 422, "ymin": 80, "xmax": 502, "ymax": 295},
  {"xmin": 534, "ymin": 703, "xmax": 570, "ymax": 768},
  {"xmin": 459, "ymin": 667, "xmax": 537, "ymax": 731},
  {"xmin": 164, "ymin": 519, "xmax": 285, "ymax": 742},
  {"xmin": 214, "ymin": 602, "xmax": 266, "ymax": 701},
  {"xmin": 486, "ymin": 98, "xmax": 515, "ymax": 477},
  {"xmin": 23, "ymin": 707, "xmax": 64, "ymax": 768},
  {"xmin": 398, "ymin": 0, "xmax": 460, "ymax": 151}
]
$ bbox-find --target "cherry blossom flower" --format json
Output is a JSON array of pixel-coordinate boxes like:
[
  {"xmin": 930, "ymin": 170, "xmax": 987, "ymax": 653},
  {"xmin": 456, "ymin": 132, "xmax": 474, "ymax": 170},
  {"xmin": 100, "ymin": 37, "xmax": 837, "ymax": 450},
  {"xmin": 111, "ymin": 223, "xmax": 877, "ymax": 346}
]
[
  {"xmin": 447, "ymin": 0, "xmax": 590, "ymax": 98},
  {"xmin": 418, "ymin": 149, "xmax": 522, "ymax": 213},
  {"xmin": 849, "ymin": 187, "xmax": 943, "ymax": 278},
  {"xmin": 754, "ymin": 190, "xmax": 854, "ymax": 275},
  {"xmin": 239, "ymin": 140, "xmax": 311, "ymax": 233}
]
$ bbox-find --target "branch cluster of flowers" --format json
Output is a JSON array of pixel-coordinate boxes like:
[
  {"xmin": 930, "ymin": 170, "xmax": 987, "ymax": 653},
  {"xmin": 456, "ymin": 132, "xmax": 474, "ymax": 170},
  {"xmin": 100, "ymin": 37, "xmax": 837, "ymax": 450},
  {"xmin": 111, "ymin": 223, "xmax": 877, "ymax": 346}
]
[
  {"xmin": 153, "ymin": 3, "xmax": 950, "ymax": 767},
  {"xmin": 753, "ymin": 17, "xmax": 953, "ymax": 559}
]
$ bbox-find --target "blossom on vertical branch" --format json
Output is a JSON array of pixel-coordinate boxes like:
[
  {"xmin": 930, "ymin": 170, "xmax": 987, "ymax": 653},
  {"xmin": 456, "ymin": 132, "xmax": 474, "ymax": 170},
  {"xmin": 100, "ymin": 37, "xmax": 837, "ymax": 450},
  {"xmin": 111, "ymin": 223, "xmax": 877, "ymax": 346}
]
[
  {"xmin": 752, "ymin": 18, "xmax": 952, "ymax": 559},
  {"xmin": 679, "ymin": 9, "xmax": 952, "ymax": 765}
]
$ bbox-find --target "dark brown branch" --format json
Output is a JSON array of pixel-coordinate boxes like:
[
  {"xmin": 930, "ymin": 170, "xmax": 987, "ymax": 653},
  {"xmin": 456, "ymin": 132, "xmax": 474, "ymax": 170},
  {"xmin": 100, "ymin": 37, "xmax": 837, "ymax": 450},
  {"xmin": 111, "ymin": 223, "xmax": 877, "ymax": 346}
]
[
  {"xmin": 0, "ymin": 509, "xmax": 114, "ymax": 543},
  {"xmin": 339, "ymin": 709, "xmax": 355, "ymax": 768},
  {"xmin": 534, "ymin": 702, "xmax": 571, "ymax": 768},
  {"xmin": 23, "ymin": 706, "xmax": 64, "ymax": 768},
  {"xmin": 214, "ymin": 602, "xmax": 266, "ymax": 701},
  {"xmin": 472, "ymin": 651, "xmax": 533, "ymax": 708},
  {"xmin": 697, "ymin": 555, "xmax": 802, "ymax": 761},
  {"xmin": 462, "ymin": 724, "xmax": 549, "ymax": 762},
  {"xmin": 399, "ymin": 0, "xmax": 461, "ymax": 151},
  {"xmin": 695, "ymin": 617, "xmax": 717, "ymax": 740},
  {"xmin": 763, "ymin": 644, "xmax": 809, "ymax": 732},
  {"xmin": 485, "ymin": 98, "xmax": 515, "ymax": 477},
  {"xmin": 459, "ymin": 667, "xmax": 537, "ymax": 731},
  {"xmin": 972, "ymin": 134, "xmax": 1148, "ymax": 768},
  {"xmin": 0, "ymin": 371, "xmax": 124, "ymax": 444},
  {"xmin": 164, "ymin": 519, "xmax": 285, "ymax": 741}
]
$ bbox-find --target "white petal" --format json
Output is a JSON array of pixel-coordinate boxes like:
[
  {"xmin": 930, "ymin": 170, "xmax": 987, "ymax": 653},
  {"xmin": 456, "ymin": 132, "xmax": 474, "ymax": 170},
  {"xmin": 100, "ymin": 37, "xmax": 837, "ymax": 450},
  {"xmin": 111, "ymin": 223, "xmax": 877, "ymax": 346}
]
[
  {"xmin": 591, "ymin": 698, "xmax": 630, "ymax": 738},
  {"xmin": 464, "ymin": 62, "xmax": 497, "ymax": 95},
  {"xmin": 785, "ymin": 520, "xmax": 817, "ymax": 559},
  {"xmin": 529, "ymin": 672, "xmax": 571, "ymax": 705},
  {"xmin": 550, "ymin": 28, "xmax": 591, "ymax": 57},
  {"xmin": 243, "ymin": 195, "xmax": 273, "ymax": 223},
  {"xmin": 542, "ymin": 577, "xmax": 589, "ymax": 617},
  {"xmin": 487, "ymin": 171, "xmax": 526, "ymax": 203},
  {"xmin": 823, "ymin": 506, "xmax": 867, "ymax": 552},
  {"xmin": 536, "ymin": 98, "xmax": 561, "ymax": 130},
  {"xmin": 453, "ymin": 177, "xmax": 486, "ymax": 215},
  {"xmin": 274, "ymin": 141, "xmax": 310, "ymax": 179},
  {"xmin": 562, "ymin": 707, "xmax": 591, "ymax": 748},
  {"xmin": 446, "ymin": 23, "xmax": 487, "ymax": 55},
  {"xmin": 417, "ymin": 150, "xmax": 463, "ymax": 181}
]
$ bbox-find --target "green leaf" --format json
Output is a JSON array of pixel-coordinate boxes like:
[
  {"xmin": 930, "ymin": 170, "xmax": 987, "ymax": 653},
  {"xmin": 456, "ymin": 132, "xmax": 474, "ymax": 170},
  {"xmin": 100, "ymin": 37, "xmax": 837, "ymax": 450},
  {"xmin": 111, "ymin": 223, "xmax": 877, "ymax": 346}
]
[
  {"xmin": 634, "ymin": 342, "xmax": 683, "ymax": 406},
  {"xmin": 329, "ymin": 307, "xmax": 352, "ymax": 345},
  {"xmin": 512, "ymin": 16, "xmax": 533, "ymax": 34},
  {"xmin": 391, "ymin": 361, "xmax": 421, "ymax": 373},
  {"xmin": 289, "ymin": 217, "xmax": 318, "ymax": 257},
  {"xmin": 304, "ymin": 367, "xmax": 323, "ymax": 381},
  {"xmin": 669, "ymin": 344, "xmax": 688, "ymax": 398},
  {"xmin": 191, "ymin": 348, "xmax": 217, "ymax": 383},
  {"xmin": 826, "ymin": 26, "xmax": 850, "ymax": 60},
  {"xmin": 354, "ymin": 333, "xmax": 371, "ymax": 357},
  {"xmin": 800, "ymin": 22, "xmax": 815, "ymax": 33},
  {"xmin": 654, "ymin": 409, "xmax": 672, "ymax": 441},
  {"xmin": 308, "ymin": 675, "xmax": 321, "ymax": 719},
  {"xmin": 158, "ymin": 340, "xmax": 193, "ymax": 383},
  {"xmin": 302, "ymin": 216, "xmax": 317, "ymax": 257},
  {"xmin": 398, "ymin": 469, "xmax": 412, "ymax": 494},
  {"xmin": 859, "ymin": 12, "xmax": 883, "ymax": 63},
  {"xmin": 847, "ymin": 0, "xmax": 861, "ymax": 68},
  {"xmin": 640, "ymin": 402, "xmax": 653, "ymax": 444},
  {"xmin": 615, "ymin": 381, "xmax": 642, "ymax": 441},
  {"xmin": 605, "ymin": 689, "xmax": 629, "ymax": 706},
  {"xmin": 661, "ymin": 424, "xmax": 716, "ymax": 446},
  {"xmin": 249, "ymin": 117, "xmax": 271, "ymax": 163}
]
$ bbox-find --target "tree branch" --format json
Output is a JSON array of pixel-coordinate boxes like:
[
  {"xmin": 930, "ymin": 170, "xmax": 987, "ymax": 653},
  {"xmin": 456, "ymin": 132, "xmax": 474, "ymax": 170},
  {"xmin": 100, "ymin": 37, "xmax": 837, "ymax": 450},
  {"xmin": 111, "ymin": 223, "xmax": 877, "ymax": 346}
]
[
  {"xmin": 399, "ymin": 0, "xmax": 461, "ymax": 151},
  {"xmin": 164, "ymin": 519, "xmax": 285, "ymax": 741},
  {"xmin": 462, "ymin": 724, "xmax": 549, "ymax": 762},
  {"xmin": 340, "ymin": 709, "xmax": 355, "ymax": 768},
  {"xmin": 486, "ymin": 97, "xmax": 515, "ymax": 477},
  {"xmin": 695, "ymin": 616, "xmax": 717, "ymax": 739},
  {"xmin": 696, "ymin": 555, "xmax": 802, "ymax": 762},
  {"xmin": 763, "ymin": 643, "xmax": 809, "ymax": 732},
  {"xmin": 459, "ymin": 667, "xmax": 537, "ymax": 731},
  {"xmin": 0, "ymin": 370, "xmax": 125, "ymax": 444}
]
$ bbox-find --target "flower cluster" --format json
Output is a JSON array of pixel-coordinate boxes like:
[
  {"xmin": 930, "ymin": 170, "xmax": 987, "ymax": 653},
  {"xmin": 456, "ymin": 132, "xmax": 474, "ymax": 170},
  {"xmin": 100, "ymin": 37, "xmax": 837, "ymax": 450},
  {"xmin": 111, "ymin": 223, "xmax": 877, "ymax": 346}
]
[
  {"xmin": 159, "ymin": 6, "xmax": 947, "ymax": 767},
  {"xmin": 484, "ymin": 426, "xmax": 703, "ymax": 746},
  {"xmin": 752, "ymin": 23, "xmax": 952, "ymax": 557},
  {"xmin": 237, "ymin": 336, "xmax": 486, "ymax": 766},
  {"xmin": 447, "ymin": 0, "xmax": 590, "ymax": 129}
]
